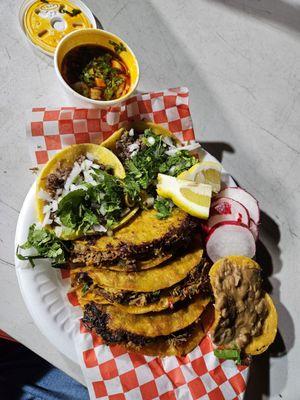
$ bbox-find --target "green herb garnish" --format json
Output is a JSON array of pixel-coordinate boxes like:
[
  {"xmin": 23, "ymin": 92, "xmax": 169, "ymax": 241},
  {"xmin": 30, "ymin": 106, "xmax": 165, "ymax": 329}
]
[
  {"xmin": 108, "ymin": 40, "xmax": 127, "ymax": 54},
  {"xmin": 56, "ymin": 170, "xmax": 125, "ymax": 232},
  {"xmin": 154, "ymin": 197, "xmax": 173, "ymax": 219},
  {"xmin": 16, "ymin": 224, "xmax": 71, "ymax": 268},
  {"xmin": 214, "ymin": 348, "xmax": 242, "ymax": 364},
  {"xmin": 123, "ymin": 129, "xmax": 197, "ymax": 207},
  {"xmin": 82, "ymin": 282, "xmax": 90, "ymax": 295}
]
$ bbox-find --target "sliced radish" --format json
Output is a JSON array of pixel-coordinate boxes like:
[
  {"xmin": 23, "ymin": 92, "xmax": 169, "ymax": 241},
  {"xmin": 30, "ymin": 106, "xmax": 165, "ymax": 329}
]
[
  {"xmin": 249, "ymin": 219, "xmax": 259, "ymax": 241},
  {"xmin": 215, "ymin": 187, "xmax": 260, "ymax": 224},
  {"xmin": 206, "ymin": 221, "xmax": 256, "ymax": 262},
  {"xmin": 208, "ymin": 197, "xmax": 250, "ymax": 230}
]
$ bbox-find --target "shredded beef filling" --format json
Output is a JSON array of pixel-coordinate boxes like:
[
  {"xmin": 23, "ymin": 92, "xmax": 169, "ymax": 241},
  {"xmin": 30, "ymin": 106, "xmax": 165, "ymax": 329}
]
[
  {"xmin": 75, "ymin": 259, "xmax": 211, "ymax": 307},
  {"xmin": 115, "ymin": 131, "xmax": 145, "ymax": 163},
  {"xmin": 70, "ymin": 216, "xmax": 197, "ymax": 268},
  {"xmin": 45, "ymin": 162, "xmax": 71, "ymax": 197},
  {"xmin": 83, "ymin": 302, "xmax": 198, "ymax": 347}
]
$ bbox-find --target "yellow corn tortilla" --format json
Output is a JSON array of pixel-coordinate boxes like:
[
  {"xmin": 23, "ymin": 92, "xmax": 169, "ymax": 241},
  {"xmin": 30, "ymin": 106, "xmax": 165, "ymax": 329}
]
[
  {"xmin": 74, "ymin": 207, "xmax": 192, "ymax": 262},
  {"xmin": 101, "ymin": 121, "xmax": 181, "ymax": 154},
  {"xmin": 35, "ymin": 144, "xmax": 128, "ymax": 240},
  {"xmin": 209, "ymin": 255, "xmax": 278, "ymax": 356},
  {"xmin": 105, "ymin": 296, "xmax": 210, "ymax": 337},
  {"xmin": 75, "ymin": 286, "xmax": 181, "ymax": 314},
  {"xmin": 87, "ymin": 246, "xmax": 203, "ymax": 292},
  {"xmin": 124, "ymin": 303, "xmax": 214, "ymax": 356},
  {"xmin": 106, "ymin": 252, "xmax": 173, "ymax": 271}
]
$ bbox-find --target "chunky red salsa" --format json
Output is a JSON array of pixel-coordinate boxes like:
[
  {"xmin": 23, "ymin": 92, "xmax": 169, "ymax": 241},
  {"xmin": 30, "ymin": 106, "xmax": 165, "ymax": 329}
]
[{"xmin": 61, "ymin": 44, "xmax": 130, "ymax": 101}]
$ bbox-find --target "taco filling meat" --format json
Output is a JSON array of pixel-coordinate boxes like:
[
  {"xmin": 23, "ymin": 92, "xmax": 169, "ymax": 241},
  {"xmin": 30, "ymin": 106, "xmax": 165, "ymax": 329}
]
[
  {"xmin": 70, "ymin": 208, "xmax": 197, "ymax": 267},
  {"xmin": 83, "ymin": 301, "xmax": 207, "ymax": 348},
  {"xmin": 74, "ymin": 259, "xmax": 211, "ymax": 308}
]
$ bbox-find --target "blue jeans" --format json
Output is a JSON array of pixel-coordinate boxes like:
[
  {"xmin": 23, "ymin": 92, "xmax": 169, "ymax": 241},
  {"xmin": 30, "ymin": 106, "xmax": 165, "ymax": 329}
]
[{"xmin": 0, "ymin": 339, "xmax": 89, "ymax": 400}]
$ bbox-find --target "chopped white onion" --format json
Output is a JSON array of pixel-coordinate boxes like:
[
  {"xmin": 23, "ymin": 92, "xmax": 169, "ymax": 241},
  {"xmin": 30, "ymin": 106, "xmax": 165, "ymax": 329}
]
[
  {"xmin": 130, "ymin": 150, "xmax": 138, "ymax": 158},
  {"xmin": 54, "ymin": 226, "xmax": 63, "ymax": 237},
  {"xmin": 54, "ymin": 216, "xmax": 62, "ymax": 225},
  {"xmin": 38, "ymin": 189, "xmax": 52, "ymax": 201},
  {"xmin": 128, "ymin": 128, "xmax": 134, "ymax": 137},
  {"xmin": 42, "ymin": 212, "xmax": 52, "ymax": 227},
  {"xmin": 147, "ymin": 136, "xmax": 155, "ymax": 145},
  {"xmin": 165, "ymin": 142, "xmax": 201, "ymax": 155},
  {"xmin": 86, "ymin": 152, "xmax": 95, "ymax": 161},
  {"xmin": 91, "ymin": 163, "xmax": 100, "ymax": 169},
  {"xmin": 92, "ymin": 224, "xmax": 107, "ymax": 233},
  {"xmin": 128, "ymin": 143, "xmax": 140, "ymax": 153},
  {"xmin": 83, "ymin": 171, "xmax": 95, "ymax": 183},
  {"xmin": 43, "ymin": 204, "xmax": 51, "ymax": 214},
  {"xmin": 145, "ymin": 197, "xmax": 155, "ymax": 207},
  {"xmin": 64, "ymin": 162, "xmax": 81, "ymax": 192},
  {"xmin": 81, "ymin": 159, "xmax": 93, "ymax": 171},
  {"xmin": 162, "ymin": 136, "xmax": 175, "ymax": 147}
]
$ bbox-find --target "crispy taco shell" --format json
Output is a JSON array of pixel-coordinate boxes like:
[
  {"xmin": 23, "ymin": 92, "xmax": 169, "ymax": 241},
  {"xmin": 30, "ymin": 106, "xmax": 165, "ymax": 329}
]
[
  {"xmin": 86, "ymin": 247, "xmax": 203, "ymax": 292},
  {"xmin": 124, "ymin": 304, "xmax": 214, "ymax": 357},
  {"xmin": 82, "ymin": 301, "xmax": 213, "ymax": 357},
  {"xmin": 209, "ymin": 255, "xmax": 278, "ymax": 356},
  {"xmin": 71, "ymin": 208, "xmax": 197, "ymax": 267},
  {"xmin": 99, "ymin": 296, "xmax": 210, "ymax": 337}
]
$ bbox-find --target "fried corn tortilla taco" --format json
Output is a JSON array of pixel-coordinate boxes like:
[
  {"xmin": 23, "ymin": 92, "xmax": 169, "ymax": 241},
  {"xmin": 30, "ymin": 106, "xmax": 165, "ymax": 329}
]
[
  {"xmin": 73, "ymin": 257, "xmax": 211, "ymax": 314},
  {"xmin": 209, "ymin": 255, "xmax": 278, "ymax": 360},
  {"xmin": 123, "ymin": 304, "xmax": 214, "ymax": 357},
  {"xmin": 71, "ymin": 207, "xmax": 197, "ymax": 268},
  {"xmin": 105, "ymin": 252, "xmax": 172, "ymax": 272},
  {"xmin": 82, "ymin": 298, "xmax": 212, "ymax": 357},
  {"xmin": 36, "ymin": 144, "xmax": 139, "ymax": 240},
  {"xmin": 83, "ymin": 246, "xmax": 203, "ymax": 292}
]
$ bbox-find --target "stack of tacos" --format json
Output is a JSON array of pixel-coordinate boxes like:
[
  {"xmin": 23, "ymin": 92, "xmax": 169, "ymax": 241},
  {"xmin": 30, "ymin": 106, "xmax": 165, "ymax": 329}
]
[
  {"xmin": 29, "ymin": 121, "xmax": 277, "ymax": 359},
  {"xmin": 60, "ymin": 122, "xmax": 212, "ymax": 356}
]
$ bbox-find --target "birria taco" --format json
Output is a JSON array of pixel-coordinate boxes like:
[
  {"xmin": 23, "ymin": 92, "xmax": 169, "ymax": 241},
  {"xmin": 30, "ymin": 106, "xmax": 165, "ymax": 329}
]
[
  {"xmin": 35, "ymin": 143, "xmax": 136, "ymax": 240},
  {"xmin": 209, "ymin": 255, "xmax": 278, "ymax": 362},
  {"xmin": 71, "ymin": 243, "xmax": 211, "ymax": 314},
  {"xmin": 82, "ymin": 296, "xmax": 212, "ymax": 357}
]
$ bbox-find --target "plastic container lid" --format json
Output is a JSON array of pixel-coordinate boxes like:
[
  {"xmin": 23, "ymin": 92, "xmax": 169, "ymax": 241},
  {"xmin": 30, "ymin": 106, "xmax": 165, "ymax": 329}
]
[{"xmin": 19, "ymin": 0, "xmax": 97, "ymax": 56}]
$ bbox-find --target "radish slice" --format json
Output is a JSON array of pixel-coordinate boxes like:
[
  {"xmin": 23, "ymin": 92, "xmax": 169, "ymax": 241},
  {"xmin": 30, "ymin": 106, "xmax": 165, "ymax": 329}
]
[
  {"xmin": 208, "ymin": 197, "xmax": 250, "ymax": 229},
  {"xmin": 249, "ymin": 219, "xmax": 259, "ymax": 241},
  {"xmin": 215, "ymin": 187, "xmax": 260, "ymax": 224},
  {"xmin": 206, "ymin": 221, "xmax": 256, "ymax": 262}
]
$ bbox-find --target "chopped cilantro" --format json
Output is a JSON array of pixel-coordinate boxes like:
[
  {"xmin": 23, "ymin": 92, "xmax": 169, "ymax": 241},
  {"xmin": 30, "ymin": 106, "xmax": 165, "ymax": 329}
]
[
  {"xmin": 154, "ymin": 197, "xmax": 173, "ymax": 219},
  {"xmin": 214, "ymin": 348, "xmax": 242, "ymax": 364},
  {"xmin": 123, "ymin": 129, "xmax": 197, "ymax": 205},
  {"xmin": 56, "ymin": 170, "xmax": 125, "ymax": 233},
  {"xmin": 81, "ymin": 282, "xmax": 90, "ymax": 295},
  {"xmin": 108, "ymin": 40, "xmax": 127, "ymax": 54},
  {"xmin": 16, "ymin": 224, "xmax": 71, "ymax": 268}
]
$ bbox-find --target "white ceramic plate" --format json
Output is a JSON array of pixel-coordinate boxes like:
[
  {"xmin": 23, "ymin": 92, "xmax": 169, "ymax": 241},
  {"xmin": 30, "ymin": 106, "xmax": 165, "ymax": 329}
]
[{"xmin": 14, "ymin": 150, "xmax": 235, "ymax": 363}]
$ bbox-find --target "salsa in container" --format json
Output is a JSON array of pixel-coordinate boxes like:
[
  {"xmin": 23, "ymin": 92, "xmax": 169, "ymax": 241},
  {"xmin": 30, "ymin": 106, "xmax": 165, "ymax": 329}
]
[
  {"xmin": 54, "ymin": 29, "xmax": 139, "ymax": 107},
  {"xmin": 61, "ymin": 44, "xmax": 131, "ymax": 101}
]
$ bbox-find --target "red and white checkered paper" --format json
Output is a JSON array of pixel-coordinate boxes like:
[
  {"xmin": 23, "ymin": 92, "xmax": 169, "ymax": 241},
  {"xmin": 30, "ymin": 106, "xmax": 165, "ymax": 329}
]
[{"xmin": 26, "ymin": 88, "xmax": 248, "ymax": 399}]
